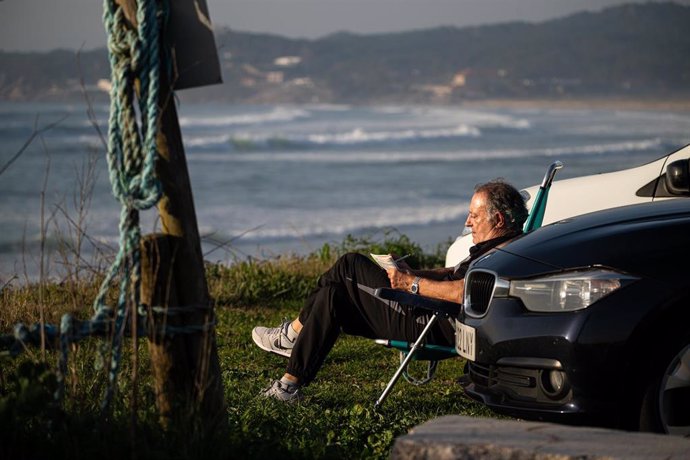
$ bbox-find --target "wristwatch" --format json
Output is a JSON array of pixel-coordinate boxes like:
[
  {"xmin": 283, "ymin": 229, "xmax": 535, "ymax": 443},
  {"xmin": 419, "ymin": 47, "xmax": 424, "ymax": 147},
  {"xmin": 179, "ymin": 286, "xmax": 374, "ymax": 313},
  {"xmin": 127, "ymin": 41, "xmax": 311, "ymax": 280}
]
[{"xmin": 410, "ymin": 276, "xmax": 421, "ymax": 295}]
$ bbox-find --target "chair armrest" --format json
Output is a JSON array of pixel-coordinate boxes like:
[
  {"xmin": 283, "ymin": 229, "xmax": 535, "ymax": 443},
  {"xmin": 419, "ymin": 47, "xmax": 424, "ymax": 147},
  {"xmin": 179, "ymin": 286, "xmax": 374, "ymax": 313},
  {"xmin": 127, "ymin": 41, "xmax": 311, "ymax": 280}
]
[{"xmin": 373, "ymin": 287, "xmax": 461, "ymax": 318}]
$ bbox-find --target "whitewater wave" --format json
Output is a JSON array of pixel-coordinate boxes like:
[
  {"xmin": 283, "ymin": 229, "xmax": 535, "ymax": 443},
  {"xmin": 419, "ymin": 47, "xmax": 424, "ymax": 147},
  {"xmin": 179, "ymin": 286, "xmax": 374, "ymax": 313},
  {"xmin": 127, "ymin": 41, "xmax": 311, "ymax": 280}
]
[
  {"xmin": 187, "ymin": 138, "xmax": 667, "ymax": 164},
  {"xmin": 407, "ymin": 106, "xmax": 532, "ymax": 130},
  {"xmin": 537, "ymin": 139, "xmax": 664, "ymax": 156},
  {"xmin": 0, "ymin": 201, "xmax": 468, "ymax": 258},
  {"xmin": 185, "ymin": 134, "xmax": 233, "ymax": 148},
  {"xmin": 178, "ymin": 106, "xmax": 311, "ymax": 127},
  {"xmin": 183, "ymin": 124, "xmax": 481, "ymax": 151},
  {"xmin": 195, "ymin": 202, "xmax": 469, "ymax": 242},
  {"xmin": 306, "ymin": 125, "xmax": 481, "ymax": 144}
]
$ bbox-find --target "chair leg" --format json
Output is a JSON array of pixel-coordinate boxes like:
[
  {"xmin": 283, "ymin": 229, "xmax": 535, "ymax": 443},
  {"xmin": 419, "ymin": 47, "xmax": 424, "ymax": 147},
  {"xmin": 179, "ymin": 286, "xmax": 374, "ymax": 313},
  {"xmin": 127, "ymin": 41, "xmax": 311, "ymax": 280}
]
[{"xmin": 375, "ymin": 312, "xmax": 440, "ymax": 408}]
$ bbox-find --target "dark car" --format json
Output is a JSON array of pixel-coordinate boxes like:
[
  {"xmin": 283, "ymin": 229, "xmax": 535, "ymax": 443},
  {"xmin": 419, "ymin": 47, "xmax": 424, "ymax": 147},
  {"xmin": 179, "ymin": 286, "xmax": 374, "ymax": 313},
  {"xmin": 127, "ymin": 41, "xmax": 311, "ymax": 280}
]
[{"xmin": 456, "ymin": 189, "xmax": 690, "ymax": 435}]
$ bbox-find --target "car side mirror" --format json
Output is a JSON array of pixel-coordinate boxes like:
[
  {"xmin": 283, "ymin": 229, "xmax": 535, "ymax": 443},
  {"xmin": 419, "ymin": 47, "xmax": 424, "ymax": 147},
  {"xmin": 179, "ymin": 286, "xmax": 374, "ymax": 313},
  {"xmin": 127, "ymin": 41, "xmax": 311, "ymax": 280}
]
[{"xmin": 665, "ymin": 159, "xmax": 690, "ymax": 195}]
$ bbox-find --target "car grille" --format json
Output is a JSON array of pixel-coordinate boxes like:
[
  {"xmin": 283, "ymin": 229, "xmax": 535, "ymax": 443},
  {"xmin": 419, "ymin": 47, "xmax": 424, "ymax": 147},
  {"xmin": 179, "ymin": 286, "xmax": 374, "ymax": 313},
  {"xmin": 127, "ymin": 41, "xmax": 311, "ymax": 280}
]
[
  {"xmin": 468, "ymin": 361, "xmax": 534, "ymax": 389},
  {"xmin": 465, "ymin": 270, "xmax": 496, "ymax": 317},
  {"xmin": 466, "ymin": 361, "xmax": 573, "ymax": 406}
]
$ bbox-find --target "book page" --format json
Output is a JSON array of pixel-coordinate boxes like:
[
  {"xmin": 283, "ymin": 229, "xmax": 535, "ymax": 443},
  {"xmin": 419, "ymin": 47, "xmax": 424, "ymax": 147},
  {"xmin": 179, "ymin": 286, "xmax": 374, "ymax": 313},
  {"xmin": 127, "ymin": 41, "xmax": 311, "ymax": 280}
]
[{"xmin": 370, "ymin": 253, "xmax": 398, "ymax": 270}]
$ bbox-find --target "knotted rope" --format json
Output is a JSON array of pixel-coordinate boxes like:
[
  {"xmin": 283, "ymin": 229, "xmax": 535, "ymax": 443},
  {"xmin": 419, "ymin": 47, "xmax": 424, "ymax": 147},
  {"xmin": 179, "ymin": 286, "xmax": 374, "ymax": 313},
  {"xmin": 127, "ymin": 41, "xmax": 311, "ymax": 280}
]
[
  {"xmin": 56, "ymin": 0, "xmax": 164, "ymax": 409},
  {"xmin": 1, "ymin": 0, "xmax": 216, "ymax": 410}
]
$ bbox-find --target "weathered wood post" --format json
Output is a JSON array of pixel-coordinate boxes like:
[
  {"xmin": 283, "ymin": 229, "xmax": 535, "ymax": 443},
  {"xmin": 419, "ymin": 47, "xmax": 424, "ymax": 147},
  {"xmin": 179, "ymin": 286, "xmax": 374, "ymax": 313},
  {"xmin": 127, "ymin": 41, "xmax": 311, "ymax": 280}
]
[{"xmin": 113, "ymin": 0, "xmax": 226, "ymax": 431}]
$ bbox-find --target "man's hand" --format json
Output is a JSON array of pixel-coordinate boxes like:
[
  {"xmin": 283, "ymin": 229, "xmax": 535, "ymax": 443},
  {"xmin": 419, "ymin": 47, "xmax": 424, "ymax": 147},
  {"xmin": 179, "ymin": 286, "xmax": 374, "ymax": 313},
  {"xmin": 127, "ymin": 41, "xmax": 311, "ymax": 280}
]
[
  {"xmin": 386, "ymin": 267, "xmax": 412, "ymax": 292},
  {"xmin": 390, "ymin": 253, "xmax": 412, "ymax": 271},
  {"xmin": 388, "ymin": 267, "xmax": 465, "ymax": 303}
]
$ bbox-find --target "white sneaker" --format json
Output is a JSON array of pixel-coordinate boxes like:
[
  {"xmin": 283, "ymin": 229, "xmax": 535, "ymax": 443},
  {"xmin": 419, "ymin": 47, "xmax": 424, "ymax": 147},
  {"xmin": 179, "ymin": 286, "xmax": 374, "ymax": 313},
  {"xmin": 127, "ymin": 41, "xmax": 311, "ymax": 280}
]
[
  {"xmin": 261, "ymin": 379, "xmax": 303, "ymax": 402},
  {"xmin": 252, "ymin": 320, "xmax": 296, "ymax": 358}
]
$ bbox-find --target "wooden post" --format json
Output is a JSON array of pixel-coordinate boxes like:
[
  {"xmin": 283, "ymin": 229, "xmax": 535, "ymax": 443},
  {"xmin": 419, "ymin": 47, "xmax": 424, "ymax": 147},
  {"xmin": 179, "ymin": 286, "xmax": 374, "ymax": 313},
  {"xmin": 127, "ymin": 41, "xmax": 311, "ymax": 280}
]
[
  {"xmin": 151, "ymin": 85, "xmax": 227, "ymax": 430},
  {"xmin": 115, "ymin": 0, "xmax": 226, "ymax": 431},
  {"xmin": 140, "ymin": 234, "xmax": 180, "ymax": 425}
]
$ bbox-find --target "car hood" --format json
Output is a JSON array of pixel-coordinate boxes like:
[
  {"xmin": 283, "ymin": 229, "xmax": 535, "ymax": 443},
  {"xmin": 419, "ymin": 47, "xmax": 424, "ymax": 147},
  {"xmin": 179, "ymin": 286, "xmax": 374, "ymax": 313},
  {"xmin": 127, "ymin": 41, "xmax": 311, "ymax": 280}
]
[{"xmin": 474, "ymin": 198, "xmax": 690, "ymax": 282}]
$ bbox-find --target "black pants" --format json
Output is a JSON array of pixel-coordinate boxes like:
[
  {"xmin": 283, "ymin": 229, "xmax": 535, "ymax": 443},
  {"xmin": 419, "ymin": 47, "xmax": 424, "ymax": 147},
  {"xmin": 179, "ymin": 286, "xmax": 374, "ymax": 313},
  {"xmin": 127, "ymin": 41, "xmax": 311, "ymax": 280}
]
[{"xmin": 285, "ymin": 253, "xmax": 455, "ymax": 385}]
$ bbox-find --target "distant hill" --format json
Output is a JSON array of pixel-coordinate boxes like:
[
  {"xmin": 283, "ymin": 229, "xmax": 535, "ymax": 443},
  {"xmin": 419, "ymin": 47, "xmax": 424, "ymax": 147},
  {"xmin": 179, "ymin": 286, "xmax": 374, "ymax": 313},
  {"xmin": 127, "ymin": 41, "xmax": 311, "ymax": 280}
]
[{"xmin": 2, "ymin": 2, "xmax": 690, "ymax": 104}]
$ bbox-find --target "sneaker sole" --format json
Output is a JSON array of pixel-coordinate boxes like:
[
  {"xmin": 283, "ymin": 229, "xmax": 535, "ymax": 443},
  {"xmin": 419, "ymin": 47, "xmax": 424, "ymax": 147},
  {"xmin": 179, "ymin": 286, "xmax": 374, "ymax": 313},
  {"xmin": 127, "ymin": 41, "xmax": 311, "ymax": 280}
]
[{"xmin": 251, "ymin": 329, "xmax": 292, "ymax": 358}]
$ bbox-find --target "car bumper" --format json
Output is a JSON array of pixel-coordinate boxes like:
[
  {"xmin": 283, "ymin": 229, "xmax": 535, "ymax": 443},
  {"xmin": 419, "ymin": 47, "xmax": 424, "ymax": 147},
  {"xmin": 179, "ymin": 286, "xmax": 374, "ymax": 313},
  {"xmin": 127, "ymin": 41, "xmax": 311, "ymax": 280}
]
[
  {"xmin": 461, "ymin": 361, "xmax": 616, "ymax": 424},
  {"xmin": 458, "ymin": 296, "xmax": 630, "ymax": 424}
]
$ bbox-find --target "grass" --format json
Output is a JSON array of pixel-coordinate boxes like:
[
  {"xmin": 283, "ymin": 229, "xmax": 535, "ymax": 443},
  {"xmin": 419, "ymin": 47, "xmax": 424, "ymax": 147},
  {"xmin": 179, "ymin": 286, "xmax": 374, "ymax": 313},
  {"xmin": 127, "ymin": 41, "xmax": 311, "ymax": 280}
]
[
  {"xmin": 0, "ymin": 233, "xmax": 497, "ymax": 459},
  {"xmin": 218, "ymin": 305, "xmax": 493, "ymax": 459}
]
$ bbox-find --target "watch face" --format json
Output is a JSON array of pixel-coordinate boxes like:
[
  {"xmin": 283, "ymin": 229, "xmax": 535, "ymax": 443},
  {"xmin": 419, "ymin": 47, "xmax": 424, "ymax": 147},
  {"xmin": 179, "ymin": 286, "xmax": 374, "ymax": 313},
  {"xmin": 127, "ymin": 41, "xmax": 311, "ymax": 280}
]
[{"xmin": 411, "ymin": 278, "xmax": 420, "ymax": 294}]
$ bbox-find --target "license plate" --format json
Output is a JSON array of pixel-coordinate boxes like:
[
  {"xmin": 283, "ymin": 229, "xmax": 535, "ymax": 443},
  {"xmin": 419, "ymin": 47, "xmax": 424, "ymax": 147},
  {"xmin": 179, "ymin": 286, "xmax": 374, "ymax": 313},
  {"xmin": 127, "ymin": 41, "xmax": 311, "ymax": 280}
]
[{"xmin": 455, "ymin": 321, "xmax": 476, "ymax": 361}]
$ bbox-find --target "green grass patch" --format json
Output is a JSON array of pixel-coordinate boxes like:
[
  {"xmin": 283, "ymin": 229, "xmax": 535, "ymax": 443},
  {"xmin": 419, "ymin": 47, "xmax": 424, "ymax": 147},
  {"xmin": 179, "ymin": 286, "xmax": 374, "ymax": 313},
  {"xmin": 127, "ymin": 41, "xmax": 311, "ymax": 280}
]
[{"xmin": 0, "ymin": 232, "xmax": 498, "ymax": 459}]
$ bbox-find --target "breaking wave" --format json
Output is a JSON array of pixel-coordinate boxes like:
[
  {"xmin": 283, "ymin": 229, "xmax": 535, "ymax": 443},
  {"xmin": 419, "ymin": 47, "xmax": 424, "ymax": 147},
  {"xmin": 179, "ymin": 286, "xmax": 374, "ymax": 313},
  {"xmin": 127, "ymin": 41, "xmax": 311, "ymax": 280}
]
[
  {"xmin": 195, "ymin": 202, "xmax": 469, "ymax": 242},
  {"xmin": 178, "ymin": 107, "xmax": 311, "ymax": 127},
  {"xmin": 184, "ymin": 124, "xmax": 481, "ymax": 151},
  {"xmin": 187, "ymin": 138, "xmax": 668, "ymax": 164}
]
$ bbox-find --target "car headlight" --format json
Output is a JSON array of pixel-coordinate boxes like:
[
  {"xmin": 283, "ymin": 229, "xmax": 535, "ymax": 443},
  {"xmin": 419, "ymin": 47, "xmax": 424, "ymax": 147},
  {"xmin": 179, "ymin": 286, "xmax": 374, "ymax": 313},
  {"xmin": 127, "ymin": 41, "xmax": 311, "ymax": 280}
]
[{"xmin": 508, "ymin": 269, "xmax": 638, "ymax": 312}]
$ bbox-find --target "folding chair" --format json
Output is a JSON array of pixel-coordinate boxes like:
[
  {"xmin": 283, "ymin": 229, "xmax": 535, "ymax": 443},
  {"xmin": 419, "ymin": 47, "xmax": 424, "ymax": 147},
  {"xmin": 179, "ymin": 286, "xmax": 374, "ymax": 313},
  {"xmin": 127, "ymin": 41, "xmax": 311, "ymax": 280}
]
[{"xmin": 373, "ymin": 160, "xmax": 564, "ymax": 407}]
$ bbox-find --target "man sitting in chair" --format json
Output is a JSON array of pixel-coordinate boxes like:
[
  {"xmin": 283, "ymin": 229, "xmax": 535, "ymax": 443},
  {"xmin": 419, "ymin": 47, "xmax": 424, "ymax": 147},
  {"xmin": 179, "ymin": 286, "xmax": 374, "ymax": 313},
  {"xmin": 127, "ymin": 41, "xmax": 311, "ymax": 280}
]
[{"xmin": 252, "ymin": 179, "xmax": 528, "ymax": 401}]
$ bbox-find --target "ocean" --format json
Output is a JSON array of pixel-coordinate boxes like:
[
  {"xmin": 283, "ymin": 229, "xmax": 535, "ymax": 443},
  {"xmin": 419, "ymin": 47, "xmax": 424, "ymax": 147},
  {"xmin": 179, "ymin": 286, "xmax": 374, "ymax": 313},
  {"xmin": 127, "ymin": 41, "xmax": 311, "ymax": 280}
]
[{"xmin": 2, "ymin": 101, "xmax": 690, "ymax": 282}]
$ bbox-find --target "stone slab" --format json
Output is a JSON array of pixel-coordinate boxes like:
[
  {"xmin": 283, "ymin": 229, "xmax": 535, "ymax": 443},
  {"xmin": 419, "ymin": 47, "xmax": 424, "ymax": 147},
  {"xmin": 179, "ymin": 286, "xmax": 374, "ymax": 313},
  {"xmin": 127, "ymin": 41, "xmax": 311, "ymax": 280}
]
[{"xmin": 391, "ymin": 415, "xmax": 690, "ymax": 459}]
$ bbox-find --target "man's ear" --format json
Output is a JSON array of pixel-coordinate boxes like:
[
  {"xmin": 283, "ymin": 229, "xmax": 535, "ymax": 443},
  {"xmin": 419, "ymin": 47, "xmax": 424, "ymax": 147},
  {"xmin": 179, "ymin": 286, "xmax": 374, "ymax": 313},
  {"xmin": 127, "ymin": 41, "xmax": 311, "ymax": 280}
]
[{"xmin": 494, "ymin": 212, "xmax": 506, "ymax": 228}]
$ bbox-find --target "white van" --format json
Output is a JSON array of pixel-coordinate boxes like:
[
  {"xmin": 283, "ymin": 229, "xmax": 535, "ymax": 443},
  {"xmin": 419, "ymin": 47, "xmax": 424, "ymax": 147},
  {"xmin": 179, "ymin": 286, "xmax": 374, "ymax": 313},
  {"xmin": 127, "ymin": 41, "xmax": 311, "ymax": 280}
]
[{"xmin": 445, "ymin": 143, "xmax": 690, "ymax": 267}]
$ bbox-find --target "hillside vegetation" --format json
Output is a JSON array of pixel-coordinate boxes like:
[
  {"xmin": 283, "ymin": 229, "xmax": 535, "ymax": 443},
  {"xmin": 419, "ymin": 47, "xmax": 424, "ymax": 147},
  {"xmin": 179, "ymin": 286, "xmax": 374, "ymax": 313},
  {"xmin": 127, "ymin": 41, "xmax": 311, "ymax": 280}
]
[{"xmin": 1, "ymin": 2, "xmax": 689, "ymax": 104}]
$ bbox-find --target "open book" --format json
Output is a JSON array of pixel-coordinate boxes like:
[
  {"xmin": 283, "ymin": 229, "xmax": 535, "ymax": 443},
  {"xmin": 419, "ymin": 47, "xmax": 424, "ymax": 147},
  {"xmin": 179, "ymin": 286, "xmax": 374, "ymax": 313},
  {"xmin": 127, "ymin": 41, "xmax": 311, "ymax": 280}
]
[{"xmin": 370, "ymin": 253, "xmax": 407, "ymax": 270}]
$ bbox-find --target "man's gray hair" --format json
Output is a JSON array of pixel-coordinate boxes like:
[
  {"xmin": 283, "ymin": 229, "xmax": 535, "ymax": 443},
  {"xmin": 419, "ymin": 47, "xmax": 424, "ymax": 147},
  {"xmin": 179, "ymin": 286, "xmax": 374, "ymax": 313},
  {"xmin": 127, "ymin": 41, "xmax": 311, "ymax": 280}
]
[{"xmin": 475, "ymin": 178, "xmax": 529, "ymax": 233}]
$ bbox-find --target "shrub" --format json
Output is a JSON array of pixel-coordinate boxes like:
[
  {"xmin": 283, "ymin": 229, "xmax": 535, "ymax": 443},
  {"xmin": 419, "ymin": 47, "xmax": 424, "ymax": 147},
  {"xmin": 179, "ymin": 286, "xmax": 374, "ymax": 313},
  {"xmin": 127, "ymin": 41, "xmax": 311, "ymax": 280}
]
[{"xmin": 206, "ymin": 229, "xmax": 449, "ymax": 308}]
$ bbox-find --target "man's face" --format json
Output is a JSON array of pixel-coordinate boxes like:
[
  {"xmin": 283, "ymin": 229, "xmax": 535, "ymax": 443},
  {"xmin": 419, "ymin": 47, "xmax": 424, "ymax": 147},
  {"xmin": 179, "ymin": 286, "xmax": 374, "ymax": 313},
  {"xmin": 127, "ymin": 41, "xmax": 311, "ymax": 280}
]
[{"xmin": 465, "ymin": 191, "xmax": 502, "ymax": 244}]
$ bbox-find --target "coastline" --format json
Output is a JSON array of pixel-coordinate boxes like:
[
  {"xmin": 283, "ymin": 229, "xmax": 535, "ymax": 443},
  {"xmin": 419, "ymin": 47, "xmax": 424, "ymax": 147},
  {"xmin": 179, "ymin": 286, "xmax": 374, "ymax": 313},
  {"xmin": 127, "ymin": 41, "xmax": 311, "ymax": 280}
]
[
  {"xmin": 4, "ymin": 100, "xmax": 690, "ymax": 284},
  {"xmin": 4, "ymin": 96, "xmax": 690, "ymax": 112},
  {"xmin": 458, "ymin": 97, "xmax": 690, "ymax": 112}
]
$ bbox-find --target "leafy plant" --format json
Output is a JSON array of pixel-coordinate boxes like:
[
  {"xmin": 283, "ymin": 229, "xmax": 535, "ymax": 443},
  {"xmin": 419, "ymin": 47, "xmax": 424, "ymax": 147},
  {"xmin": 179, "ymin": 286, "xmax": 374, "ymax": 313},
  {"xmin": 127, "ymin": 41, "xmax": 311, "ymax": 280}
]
[{"xmin": 0, "ymin": 361, "xmax": 63, "ymax": 452}]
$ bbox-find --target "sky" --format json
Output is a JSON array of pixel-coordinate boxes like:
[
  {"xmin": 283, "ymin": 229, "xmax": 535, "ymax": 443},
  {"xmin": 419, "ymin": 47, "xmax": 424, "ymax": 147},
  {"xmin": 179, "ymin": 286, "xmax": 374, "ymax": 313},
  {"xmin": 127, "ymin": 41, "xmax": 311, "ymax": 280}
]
[{"xmin": 1, "ymin": 0, "xmax": 690, "ymax": 52}]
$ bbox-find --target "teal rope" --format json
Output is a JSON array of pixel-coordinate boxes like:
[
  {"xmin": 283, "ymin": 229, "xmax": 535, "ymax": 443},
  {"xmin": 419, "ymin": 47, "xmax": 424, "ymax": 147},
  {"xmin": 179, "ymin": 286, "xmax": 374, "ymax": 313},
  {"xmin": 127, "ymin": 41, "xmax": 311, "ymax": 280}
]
[
  {"xmin": 57, "ymin": 0, "xmax": 164, "ymax": 409},
  {"xmin": 0, "ymin": 0, "xmax": 215, "ymax": 407},
  {"xmin": 1, "ymin": 305, "xmax": 214, "ymax": 357},
  {"xmin": 1, "ymin": 308, "xmax": 214, "ymax": 358}
]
